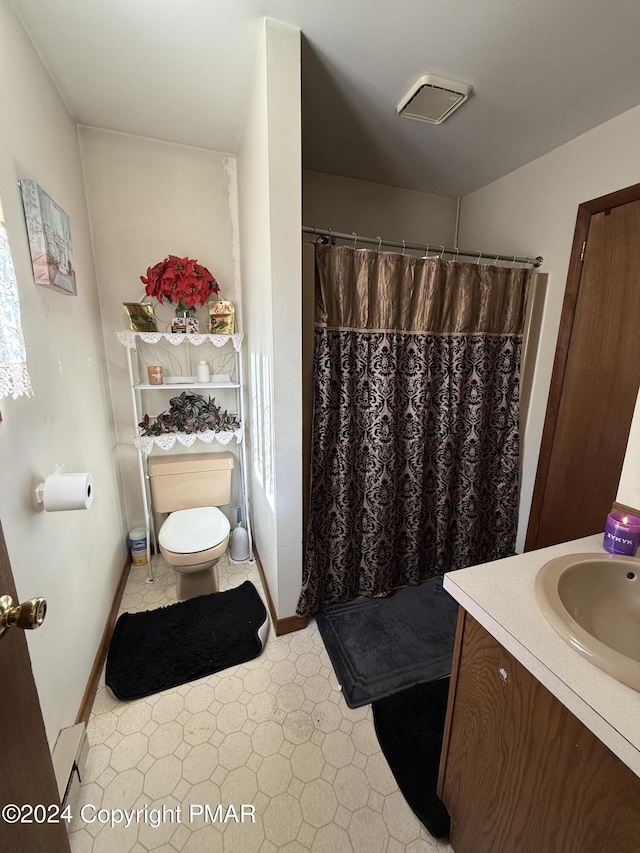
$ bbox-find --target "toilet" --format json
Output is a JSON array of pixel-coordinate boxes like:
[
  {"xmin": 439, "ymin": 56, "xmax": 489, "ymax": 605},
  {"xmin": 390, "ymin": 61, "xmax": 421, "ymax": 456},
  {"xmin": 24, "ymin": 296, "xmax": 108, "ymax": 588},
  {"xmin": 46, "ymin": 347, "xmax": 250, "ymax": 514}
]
[{"xmin": 148, "ymin": 452, "xmax": 234, "ymax": 600}]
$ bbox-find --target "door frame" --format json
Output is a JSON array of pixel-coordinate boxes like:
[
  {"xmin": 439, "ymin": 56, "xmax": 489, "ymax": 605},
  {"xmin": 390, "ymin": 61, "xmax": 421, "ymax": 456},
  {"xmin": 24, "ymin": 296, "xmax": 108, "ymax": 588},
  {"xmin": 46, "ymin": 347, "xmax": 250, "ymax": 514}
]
[{"xmin": 525, "ymin": 182, "xmax": 640, "ymax": 551}]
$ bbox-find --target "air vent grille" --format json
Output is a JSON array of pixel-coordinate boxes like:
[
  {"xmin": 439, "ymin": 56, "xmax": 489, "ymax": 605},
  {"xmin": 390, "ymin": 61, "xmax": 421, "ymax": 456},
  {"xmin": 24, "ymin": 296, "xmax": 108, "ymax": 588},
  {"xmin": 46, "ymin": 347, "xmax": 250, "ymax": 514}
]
[{"xmin": 396, "ymin": 75, "xmax": 472, "ymax": 124}]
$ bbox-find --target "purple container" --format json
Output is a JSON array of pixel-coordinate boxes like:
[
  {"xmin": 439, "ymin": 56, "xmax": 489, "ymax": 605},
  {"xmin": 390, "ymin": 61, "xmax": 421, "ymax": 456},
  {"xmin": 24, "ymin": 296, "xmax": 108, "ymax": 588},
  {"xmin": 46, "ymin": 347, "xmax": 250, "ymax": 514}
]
[{"xmin": 603, "ymin": 512, "xmax": 640, "ymax": 556}]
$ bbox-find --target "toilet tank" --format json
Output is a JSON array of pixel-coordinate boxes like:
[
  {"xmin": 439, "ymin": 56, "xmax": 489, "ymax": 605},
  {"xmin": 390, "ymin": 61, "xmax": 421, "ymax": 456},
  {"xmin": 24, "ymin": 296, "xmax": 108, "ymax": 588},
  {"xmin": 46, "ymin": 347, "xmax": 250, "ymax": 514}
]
[{"xmin": 148, "ymin": 452, "xmax": 234, "ymax": 512}]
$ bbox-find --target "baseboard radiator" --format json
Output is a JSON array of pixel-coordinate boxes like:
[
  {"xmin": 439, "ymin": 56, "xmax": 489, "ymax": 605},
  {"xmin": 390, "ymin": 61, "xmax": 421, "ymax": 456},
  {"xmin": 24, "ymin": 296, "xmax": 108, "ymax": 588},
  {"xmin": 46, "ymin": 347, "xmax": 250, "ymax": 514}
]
[{"xmin": 52, "ymin": 722, "xmax": 88, "ymax": 817}]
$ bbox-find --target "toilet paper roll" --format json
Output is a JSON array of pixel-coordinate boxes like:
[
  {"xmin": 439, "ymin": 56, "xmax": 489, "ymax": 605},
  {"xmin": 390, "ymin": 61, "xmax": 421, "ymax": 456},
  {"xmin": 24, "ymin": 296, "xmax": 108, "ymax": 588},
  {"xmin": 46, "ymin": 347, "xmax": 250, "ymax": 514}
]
[{"xmin": 42, "ymin": 473, "xmax": 94, "ymax": 512}]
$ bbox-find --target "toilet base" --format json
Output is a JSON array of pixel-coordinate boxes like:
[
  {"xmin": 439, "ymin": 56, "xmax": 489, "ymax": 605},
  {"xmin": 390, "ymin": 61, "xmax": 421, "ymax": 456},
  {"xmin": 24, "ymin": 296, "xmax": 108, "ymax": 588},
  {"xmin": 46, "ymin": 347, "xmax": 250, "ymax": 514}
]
[{"xmin": 175, "ymin": 563, "xmax": 220, "ymax": 600}]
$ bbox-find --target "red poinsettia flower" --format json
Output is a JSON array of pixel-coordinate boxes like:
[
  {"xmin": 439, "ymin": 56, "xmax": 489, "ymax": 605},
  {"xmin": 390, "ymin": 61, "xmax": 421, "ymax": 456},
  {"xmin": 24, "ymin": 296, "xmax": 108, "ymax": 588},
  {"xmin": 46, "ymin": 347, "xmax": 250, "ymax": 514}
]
[{"xmin": 140, "ymin": 255, "xmax": 220, "ymax": 307}]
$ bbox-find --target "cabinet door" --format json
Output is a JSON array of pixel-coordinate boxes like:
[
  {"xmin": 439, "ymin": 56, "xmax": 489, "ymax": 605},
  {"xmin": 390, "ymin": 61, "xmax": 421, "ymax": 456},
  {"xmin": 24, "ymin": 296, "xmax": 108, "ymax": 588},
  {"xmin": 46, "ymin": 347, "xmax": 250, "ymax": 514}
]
[{"xmin": 439, "ymin": 612, "xmax": 640, "ymax": 853}]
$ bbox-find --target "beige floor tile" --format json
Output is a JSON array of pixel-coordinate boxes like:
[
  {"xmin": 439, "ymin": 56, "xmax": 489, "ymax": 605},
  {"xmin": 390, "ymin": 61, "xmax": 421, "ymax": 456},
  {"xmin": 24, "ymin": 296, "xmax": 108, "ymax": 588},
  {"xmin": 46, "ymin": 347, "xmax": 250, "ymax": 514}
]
[
  {"xmin": 149, "ymin": 720, "xmax": 184, "ymax": 758},
  {"xmin": 262, "ymin": 791, "xmax": 303, "ymax": 846},
  {"xmin": 312, "ymin": 822, "xmax": 354, "ymax": 853},
  {"xmin": 334, "ymin": 764, "xmax": 370, "ymax": 812},
  {"xmin": 255, "ymin": 753, "xmax": 291, "ymax": 798},
  {"xmin": 321, "ymin": 729, "xmax": 355, "ymax": 768},
  {"xmin": 183, "ymin": 743, "xmax": 218, "ymax": 784},
  {"xmin": 251, "ymin": 719, "xmax": 284, "ymax": 757},
  {"xmin": 299, "ymin": 778, "xmax": 338, "ymax": 828},
  {"xmin": 290, "ymin": 741, "xmax": 324, "ymax": 782},
  {"xmin": 348, "ymin": 806, "xmax": 389, "ymax": 853}
]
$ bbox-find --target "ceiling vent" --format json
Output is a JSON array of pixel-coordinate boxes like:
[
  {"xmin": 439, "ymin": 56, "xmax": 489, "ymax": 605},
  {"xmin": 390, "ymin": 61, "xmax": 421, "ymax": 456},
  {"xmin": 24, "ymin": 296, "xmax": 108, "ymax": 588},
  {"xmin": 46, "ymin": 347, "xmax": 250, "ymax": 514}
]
[{"xmin": 396, "ymin": 74, "xmax": 473, "ymax": 124}]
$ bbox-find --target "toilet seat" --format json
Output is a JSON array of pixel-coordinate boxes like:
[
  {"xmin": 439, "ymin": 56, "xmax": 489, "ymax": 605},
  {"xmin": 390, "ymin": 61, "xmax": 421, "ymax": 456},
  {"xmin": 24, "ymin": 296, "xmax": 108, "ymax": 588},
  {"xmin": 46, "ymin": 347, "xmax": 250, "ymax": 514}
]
[{"xmin": 159, "ymin": 506, "xmax": 230, "ymax": 554}]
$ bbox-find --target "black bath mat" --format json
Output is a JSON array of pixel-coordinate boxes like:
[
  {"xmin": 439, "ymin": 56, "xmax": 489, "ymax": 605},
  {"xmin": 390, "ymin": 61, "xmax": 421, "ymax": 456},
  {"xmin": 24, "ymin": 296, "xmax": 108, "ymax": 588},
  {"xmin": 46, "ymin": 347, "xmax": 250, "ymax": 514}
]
[
  {"xmin": 316, "ymin": 576, "xmax": 458, "ymax": 707},
  {"xmin": 372, "ymin": 677, "xmax": 451, "ymax": 838},
  {"xmin": 106, "ymin": 581, "xmax": 268, "ymax": 700}
]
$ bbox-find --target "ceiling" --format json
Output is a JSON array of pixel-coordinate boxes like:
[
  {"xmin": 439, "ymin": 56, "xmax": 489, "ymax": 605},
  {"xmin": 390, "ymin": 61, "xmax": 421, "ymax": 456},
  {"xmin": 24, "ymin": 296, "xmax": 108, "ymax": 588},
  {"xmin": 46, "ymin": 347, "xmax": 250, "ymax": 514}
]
[{"xmin": 10, "ymin": 0, "xmax": 640, "ymax": 197}]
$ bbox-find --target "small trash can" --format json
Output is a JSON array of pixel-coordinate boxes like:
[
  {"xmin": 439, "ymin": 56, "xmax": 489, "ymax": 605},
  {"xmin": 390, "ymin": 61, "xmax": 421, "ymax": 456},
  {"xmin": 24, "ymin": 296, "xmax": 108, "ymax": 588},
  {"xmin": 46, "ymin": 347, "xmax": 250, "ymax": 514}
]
[{"xmin": 129, "ymin": 528, "xmax": 148, "ymax": 565}]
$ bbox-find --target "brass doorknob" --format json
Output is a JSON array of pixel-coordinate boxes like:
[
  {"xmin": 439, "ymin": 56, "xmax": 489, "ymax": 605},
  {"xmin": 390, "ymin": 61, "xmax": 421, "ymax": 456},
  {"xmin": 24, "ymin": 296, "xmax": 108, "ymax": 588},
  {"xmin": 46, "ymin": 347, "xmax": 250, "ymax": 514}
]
[{"xmin": 0, "ymin": 594, "xmax": 47, "ymax": 639}]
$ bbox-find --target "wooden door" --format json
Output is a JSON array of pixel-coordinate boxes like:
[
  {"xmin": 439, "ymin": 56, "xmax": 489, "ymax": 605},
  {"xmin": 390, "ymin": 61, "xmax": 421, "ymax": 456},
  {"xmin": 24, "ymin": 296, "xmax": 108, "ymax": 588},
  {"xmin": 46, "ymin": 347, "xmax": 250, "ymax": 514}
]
[
  {"xmin": 0, "ymin": 519, "xmax": 71, "ymax": 852},
  {"xmin": 526, "ymin": 184, "xmax": 640, "ymax": 550}
]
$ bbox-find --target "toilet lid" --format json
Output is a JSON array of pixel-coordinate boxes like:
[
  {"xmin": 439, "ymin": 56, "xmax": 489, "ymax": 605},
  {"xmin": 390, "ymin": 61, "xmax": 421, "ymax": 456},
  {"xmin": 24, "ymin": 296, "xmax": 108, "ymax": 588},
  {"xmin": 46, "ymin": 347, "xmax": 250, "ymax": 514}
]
[{"xmin": 159, "ymin": 507, "xmax": 230, "ymax": 554}]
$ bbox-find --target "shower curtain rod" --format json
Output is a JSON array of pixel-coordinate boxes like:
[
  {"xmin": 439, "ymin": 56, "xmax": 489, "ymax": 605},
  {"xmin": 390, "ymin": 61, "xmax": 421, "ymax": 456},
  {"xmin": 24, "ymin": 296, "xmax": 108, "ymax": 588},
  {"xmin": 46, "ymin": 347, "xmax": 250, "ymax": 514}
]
[{"xmin": 302, "ymin": 226, "xmax": 543, "ymax": 268}]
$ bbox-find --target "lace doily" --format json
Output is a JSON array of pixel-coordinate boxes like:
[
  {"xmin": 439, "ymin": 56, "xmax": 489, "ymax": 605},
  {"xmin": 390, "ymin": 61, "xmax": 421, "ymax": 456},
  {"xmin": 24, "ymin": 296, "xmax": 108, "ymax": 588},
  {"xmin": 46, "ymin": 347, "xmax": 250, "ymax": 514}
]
[
  {"xmin": 117, "ymin": 330, "xmax": 243, "ymax": 352},
  {"xmin": 135, "ymin": 426, "xmax": 245, "ymax": 454}
]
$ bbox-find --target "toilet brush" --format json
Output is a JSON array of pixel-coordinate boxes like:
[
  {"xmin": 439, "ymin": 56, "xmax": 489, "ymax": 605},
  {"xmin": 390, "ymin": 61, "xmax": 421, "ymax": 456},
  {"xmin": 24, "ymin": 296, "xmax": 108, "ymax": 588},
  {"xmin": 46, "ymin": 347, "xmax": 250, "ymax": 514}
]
[{"xmin": 230, "ymin": 505, "xmax": 250, "ymax": 562}]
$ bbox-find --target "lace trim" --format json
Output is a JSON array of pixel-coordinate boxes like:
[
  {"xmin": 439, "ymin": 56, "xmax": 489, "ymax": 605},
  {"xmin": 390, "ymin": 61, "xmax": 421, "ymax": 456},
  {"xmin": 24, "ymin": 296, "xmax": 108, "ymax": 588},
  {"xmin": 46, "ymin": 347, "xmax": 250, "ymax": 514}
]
[
  {"xmin": 0, "ymin": 362, "xmax": 33, "ymax": 399},
  {"xmin": 135, "ymin": 426, "xmax": 245, "ymax": 454},
  {"xmin": 117, "ymin": 330, "xmax": 243, "ymax": 352}
]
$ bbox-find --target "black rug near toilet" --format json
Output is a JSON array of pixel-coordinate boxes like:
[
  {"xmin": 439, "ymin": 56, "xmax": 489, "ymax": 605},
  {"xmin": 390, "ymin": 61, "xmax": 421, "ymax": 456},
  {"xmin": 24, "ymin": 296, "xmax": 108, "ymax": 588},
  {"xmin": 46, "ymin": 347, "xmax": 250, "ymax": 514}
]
[
  {"xmin": 105, "ymin": 581, "xmax": 267, "ymax": 701},
  {"xmin": 316, "ymin": 576, "xmax": 458, "ymax": 707},
  {"xmin": 372, "ymin": 677, "xmax": 451, "ymax": 839}
]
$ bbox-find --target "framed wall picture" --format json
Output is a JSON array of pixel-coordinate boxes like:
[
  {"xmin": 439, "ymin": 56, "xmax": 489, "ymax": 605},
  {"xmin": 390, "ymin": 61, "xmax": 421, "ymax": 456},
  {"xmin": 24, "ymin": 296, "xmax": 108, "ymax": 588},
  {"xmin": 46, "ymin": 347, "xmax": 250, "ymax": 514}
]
[
  {"xmin": 19, "ymin": 179, "xmax": 77, "ymax": 295},
  {"xmin": 123, "ymin": 302, "xmax": 158, "ymax": 332}
]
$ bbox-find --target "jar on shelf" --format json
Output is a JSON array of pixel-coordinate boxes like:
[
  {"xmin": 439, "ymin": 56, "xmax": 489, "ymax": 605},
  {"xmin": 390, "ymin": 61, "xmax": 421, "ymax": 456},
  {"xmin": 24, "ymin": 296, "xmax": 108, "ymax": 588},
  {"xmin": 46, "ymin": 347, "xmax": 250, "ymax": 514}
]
[{"xmin": 197, "ymin": 360, "xmax": 210, "ymax": 383}]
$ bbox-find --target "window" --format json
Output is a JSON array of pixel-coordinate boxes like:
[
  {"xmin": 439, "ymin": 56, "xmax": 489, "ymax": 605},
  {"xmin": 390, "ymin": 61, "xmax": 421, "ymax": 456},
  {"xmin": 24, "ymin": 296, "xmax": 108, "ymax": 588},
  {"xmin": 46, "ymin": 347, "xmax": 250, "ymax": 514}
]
[
  {"xmin": 250, "ymin": 350, "xmax": 275, "ymax": 508},
  {"xmin": 0, "ymin": 202, "xmax": 32, "ymax": 399}
]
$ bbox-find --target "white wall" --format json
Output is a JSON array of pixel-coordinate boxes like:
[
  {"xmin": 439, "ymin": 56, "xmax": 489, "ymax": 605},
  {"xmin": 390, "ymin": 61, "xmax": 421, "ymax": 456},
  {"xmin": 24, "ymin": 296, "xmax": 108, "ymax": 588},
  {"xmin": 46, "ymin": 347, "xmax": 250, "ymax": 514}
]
[
  {"xmin": 303, "ymin": 169, "xmax": 457, "ymax": 247},
  {"xmin": 0, "ymin": 0, "xmax": 127, "ymax": 745},
  {"xmin": 459, "ymin": 104, "xmax": 640, "ymax": 548},
  {"xmin": 618, "ymin": 393, "xmax": 640, "ymax": 511},
  {"xmin": 237, "ymin": 18, "xmax": 302, "ymax": 618},
  {"xmin": 79, "ymin": 128, "xmax": 242, "ymax": 529}
]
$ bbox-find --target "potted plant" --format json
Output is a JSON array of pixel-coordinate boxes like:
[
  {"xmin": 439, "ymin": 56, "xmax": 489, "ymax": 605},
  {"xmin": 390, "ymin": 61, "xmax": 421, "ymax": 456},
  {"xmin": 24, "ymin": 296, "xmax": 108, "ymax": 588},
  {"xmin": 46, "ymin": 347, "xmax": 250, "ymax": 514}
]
[
  {"xmin": 139, "ymin": 392, "xmax": 239, "ymax": 436},
  {"xmin": 140, "ymin": 255, "xmax": 220, "ymax": 328}
]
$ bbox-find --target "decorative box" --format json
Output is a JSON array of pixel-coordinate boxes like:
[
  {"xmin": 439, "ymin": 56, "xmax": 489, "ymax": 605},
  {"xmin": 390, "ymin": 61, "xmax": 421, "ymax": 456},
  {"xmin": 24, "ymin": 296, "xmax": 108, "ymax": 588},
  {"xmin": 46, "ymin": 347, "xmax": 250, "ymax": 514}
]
[
  {"xmin": 170, "ymin": 317, "xmax": 200, "ymax": 334},
  {"xmin": 209, "ymin": 301, "xmax": 235, "ymax": 335}
]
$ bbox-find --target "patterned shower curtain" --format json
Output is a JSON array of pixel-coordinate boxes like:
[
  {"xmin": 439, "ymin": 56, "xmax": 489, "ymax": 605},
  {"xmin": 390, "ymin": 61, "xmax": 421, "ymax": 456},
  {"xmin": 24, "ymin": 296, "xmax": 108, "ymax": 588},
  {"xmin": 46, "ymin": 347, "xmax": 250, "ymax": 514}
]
[{"xmin": 297, "ymin": 244, "xmax": 531, "ymax": 617}]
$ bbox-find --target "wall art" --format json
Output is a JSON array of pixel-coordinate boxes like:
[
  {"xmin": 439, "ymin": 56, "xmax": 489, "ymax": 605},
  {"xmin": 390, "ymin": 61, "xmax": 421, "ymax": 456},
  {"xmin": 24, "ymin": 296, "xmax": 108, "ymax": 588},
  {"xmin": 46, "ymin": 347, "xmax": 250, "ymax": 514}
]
[{"xmin": 20, "ymin": 179, "xmax": 76, "ymax": 295}]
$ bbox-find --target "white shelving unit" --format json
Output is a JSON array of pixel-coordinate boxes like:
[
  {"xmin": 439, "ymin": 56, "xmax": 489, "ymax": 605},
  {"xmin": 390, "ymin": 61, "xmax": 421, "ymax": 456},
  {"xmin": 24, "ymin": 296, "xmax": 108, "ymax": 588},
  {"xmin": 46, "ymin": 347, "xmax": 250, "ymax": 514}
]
[{"xmin": 117, "ymin": 329, "xmax": 253, "ymax": 582}]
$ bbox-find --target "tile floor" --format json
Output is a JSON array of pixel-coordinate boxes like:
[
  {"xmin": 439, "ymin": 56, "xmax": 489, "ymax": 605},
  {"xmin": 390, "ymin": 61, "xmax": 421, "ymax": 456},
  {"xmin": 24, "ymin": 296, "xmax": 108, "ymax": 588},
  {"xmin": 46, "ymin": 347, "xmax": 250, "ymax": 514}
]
[{"xmin": 68, "ymin": 553, "xmax": 453, "ymax": 853}]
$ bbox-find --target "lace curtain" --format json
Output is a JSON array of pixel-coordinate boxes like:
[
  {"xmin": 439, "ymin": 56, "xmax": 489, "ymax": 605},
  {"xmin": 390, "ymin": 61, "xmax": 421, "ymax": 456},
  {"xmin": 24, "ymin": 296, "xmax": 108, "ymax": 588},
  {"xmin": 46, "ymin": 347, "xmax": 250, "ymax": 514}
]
[{"xmin": 0, "ymin": 218, "xmax": 32, "ymax": 399}]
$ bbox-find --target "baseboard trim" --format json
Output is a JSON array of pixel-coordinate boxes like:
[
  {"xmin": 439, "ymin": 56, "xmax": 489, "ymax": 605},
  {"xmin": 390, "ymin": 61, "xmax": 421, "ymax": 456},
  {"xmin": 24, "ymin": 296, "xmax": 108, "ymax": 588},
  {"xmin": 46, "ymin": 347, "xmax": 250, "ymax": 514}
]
[
  {"xmin": 253, "ymin": 544, "xmax": 308, "ymax": 636},
  {"xmin": 276, "ymin": 614, "xmax": 309, "ymax": 635},
  {"xmin": 76, "ymin": 552, "xmax": 132, "ymax": 724},
  {"xmin": 612, "ymin": 500, "xmax": 640, "ymax": 520}
]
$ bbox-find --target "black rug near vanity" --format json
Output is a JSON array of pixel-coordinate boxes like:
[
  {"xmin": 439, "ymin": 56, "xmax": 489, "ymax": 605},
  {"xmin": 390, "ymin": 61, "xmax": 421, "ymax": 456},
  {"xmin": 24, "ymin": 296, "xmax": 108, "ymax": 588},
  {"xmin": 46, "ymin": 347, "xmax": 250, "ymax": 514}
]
[
  {"xmin": 106, "ymin": 580, "xmax": 267, "ymax": 700},
  {"xmin": 372, "ymin": 676, "xmax": 451, "ymax": 838},
  {"xmin": 316, "ymin": 575, "xmax": 458, "ymax": 707}
]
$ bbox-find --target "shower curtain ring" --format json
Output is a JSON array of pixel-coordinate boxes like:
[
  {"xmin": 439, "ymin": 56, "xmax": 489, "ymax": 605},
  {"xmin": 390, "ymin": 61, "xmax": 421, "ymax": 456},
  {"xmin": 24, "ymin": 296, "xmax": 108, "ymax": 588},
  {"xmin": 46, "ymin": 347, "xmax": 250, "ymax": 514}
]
[
  {"xmin": 352, "ymin": 232, "xmax": 358, "ymax": 250},
  {"xmin": 402, "ymin": 240, "xmax": 406, "ymax": 256},
  {"xmin": 494, "ymin": 253, "xmax": 500, "ymax": 264},
  {"xmin": 511, "ymin": 255, "xmax": 517, "ymax": 267},
  {"xmin": 453, "ymin": 247, "xmax": 460, "ymax": 261},
  {"xmin": 438, "ymin": 245, "xmax": 445, "ymax": 258},
  {"xmin": 328, "ymin": 228, "xmax": 333, "ymax": 245},
  {"xmin": 376, "ymin": 237, "xmax": 382, "ymax": 252},
  {"xmin": 476, "ymin": 251, "xmax": 482, "ymax": 264}
]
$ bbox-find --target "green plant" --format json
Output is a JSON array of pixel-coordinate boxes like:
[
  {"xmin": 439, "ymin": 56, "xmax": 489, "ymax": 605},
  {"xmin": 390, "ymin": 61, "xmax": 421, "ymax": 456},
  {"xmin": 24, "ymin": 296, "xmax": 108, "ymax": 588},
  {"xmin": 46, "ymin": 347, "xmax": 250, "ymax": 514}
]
[{"xmin": 139, "ymin": 391, "xmax": 240, "ymax": 436}]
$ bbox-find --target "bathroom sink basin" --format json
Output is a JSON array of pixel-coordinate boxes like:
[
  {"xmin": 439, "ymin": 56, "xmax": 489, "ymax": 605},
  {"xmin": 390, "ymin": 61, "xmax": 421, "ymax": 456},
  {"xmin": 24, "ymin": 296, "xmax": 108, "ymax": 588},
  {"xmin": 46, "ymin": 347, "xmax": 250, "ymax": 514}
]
[{"xmin": 534, "ymin": 552, "xmax": 640, "ymax": 691}]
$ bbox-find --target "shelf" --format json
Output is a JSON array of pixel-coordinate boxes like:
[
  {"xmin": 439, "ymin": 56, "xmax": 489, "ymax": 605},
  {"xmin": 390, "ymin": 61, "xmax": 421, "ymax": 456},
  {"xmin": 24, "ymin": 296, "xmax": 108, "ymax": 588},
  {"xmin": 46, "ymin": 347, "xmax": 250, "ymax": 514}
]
[
  {"xmin": 134, "ymin": 382, "xmax": 241, "ymax": 391},
  {"xmin": 117, "ymin": 329, "xmax": 243, "ymax": 352},
  {"xmin": 119, "ymin": 323, "xmax": 253, "ymax": 576},
  {"xmin": 134, "ymin": 425, "xmax": 245, "ymax": 453}
]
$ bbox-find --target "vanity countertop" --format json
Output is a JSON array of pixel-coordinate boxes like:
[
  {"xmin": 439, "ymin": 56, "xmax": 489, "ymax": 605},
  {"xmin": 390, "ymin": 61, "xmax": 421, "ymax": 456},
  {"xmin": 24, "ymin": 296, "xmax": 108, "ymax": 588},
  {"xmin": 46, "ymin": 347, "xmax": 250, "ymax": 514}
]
[{"xmin": 443, "ymin": 534, "xmax": 640, "ymax": 777}]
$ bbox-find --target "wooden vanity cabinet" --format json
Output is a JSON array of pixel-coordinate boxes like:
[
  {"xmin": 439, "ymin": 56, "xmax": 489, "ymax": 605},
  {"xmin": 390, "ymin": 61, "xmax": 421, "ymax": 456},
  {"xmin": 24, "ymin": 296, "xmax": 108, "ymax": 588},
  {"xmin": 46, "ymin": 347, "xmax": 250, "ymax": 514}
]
[{"xmin": 438, "ymin": 610, "xmax": 640, "ymax": 853}]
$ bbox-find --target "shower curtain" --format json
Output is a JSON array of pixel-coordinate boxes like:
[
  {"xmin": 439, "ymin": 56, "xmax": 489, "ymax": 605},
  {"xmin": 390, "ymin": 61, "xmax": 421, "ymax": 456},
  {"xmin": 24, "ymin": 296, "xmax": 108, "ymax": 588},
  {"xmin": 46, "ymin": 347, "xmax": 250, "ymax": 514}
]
[{"xmin": 297, "ymin": 243, "xmax": 531, "ymax": 618}]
